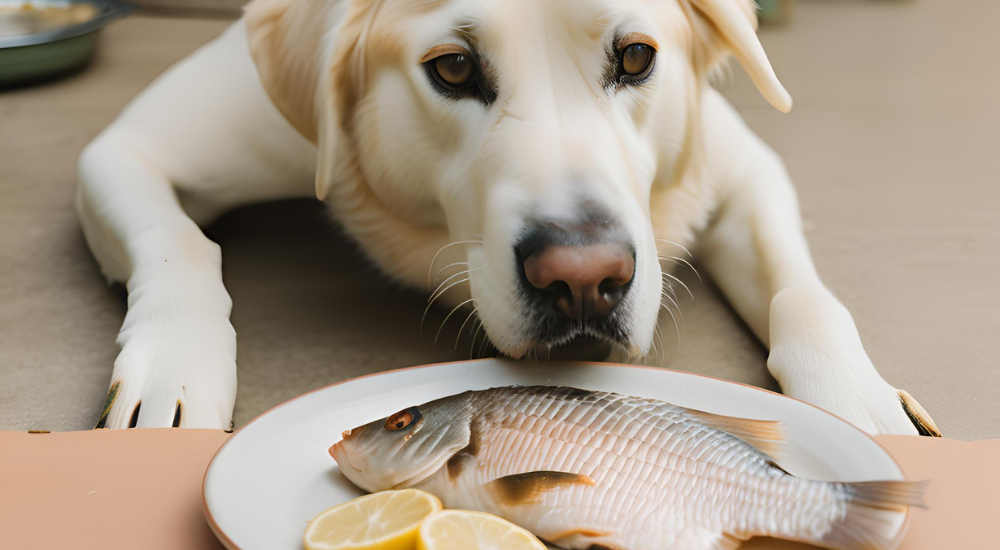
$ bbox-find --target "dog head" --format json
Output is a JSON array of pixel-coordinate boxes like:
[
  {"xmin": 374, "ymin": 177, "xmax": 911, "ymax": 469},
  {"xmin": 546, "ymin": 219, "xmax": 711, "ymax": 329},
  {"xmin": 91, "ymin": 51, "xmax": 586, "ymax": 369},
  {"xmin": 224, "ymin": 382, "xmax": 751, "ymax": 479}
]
[{"xmin": 247, "ymin": 0, "xmax": 789, "ymax": 359}]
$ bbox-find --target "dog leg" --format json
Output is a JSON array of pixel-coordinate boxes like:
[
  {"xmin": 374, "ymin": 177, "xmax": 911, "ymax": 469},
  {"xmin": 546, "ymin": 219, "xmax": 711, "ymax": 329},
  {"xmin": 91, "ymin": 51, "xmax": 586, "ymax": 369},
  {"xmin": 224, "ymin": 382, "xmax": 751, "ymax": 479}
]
[
  {"xmin": 698, "ymin": 93, "xmax": 938, "ymax": 436},
  {"xmin": 77, "ymin": 131, "xmax": 236, "ymax": 429}
]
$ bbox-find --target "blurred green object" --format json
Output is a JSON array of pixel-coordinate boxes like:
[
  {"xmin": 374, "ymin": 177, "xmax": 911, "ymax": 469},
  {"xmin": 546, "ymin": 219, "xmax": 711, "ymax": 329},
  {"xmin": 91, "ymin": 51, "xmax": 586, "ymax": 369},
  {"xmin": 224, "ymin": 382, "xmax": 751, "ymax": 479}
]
[
  {"xmin": 0, "ymin": 0, "xmax": 130, "ymax": 88},
  {"xmin": 757, "ymin": 0, "xmax": 793, "ymax": 25},
  {"xmin": 0, "ymin": 31, "xmax": 98, "ymax": 85}
]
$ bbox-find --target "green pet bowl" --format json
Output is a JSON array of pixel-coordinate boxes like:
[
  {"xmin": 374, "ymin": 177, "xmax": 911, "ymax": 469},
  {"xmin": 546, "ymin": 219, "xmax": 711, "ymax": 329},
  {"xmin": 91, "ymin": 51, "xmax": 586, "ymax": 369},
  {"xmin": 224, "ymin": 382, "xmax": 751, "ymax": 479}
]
[{"xmin": 0, "ymin": 0, "xmax": 130, "ymax": 87}]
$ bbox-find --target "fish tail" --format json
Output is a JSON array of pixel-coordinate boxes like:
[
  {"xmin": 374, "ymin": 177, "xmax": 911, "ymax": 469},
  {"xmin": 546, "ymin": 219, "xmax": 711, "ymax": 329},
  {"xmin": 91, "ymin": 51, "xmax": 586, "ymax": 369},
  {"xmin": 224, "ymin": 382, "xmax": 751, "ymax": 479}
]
[{"xmin": 819, "ymin": 479, "xmax": 930, "ymax": 550}]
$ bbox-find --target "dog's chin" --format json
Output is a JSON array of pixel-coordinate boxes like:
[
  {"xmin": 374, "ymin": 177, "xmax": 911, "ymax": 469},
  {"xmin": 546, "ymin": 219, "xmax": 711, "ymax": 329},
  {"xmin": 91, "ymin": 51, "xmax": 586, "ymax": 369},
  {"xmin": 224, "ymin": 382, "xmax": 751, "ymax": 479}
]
[
  {"xmin": 533, "ymin": 335, "xmax": 614, "ymax": 362},
  {"xmin": 494, "ymin": 310, "xmax": 637, "ymax": 361}
]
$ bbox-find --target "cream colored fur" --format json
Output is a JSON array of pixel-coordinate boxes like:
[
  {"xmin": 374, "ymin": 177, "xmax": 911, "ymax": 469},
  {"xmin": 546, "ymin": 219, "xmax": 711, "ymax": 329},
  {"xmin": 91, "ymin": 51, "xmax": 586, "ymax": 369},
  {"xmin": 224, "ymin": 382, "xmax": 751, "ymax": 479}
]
[{"xmin": 76, "ymin": 0, "xmax": 931, "ymax": 434}]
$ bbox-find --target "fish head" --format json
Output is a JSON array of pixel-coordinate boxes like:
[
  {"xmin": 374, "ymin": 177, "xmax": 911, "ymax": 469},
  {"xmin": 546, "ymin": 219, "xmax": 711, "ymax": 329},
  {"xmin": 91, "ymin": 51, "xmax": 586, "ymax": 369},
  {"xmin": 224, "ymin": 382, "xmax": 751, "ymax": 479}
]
[{"xmin": 330, "ymin": 394, "xmax": 473, "ymax": 492}]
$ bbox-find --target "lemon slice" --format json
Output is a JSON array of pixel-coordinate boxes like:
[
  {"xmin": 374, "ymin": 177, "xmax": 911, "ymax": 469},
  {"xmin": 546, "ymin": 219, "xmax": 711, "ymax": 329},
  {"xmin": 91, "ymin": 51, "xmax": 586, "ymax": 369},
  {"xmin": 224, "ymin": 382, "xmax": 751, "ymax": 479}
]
[
  {"xmin": 304, "ymin": 489, "xmax": 443, "ymax": 550},
  {"xmin": 416, "ymin": 510, "xmax": 547, "ymax": 550}
]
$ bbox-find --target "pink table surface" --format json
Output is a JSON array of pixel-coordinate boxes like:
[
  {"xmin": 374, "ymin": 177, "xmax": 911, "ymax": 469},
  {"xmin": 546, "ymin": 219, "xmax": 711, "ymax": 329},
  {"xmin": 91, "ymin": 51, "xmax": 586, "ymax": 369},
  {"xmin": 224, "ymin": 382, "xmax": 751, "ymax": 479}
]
[{"xmin": 1, "ymin": 430, "xmax": 997, "ymax": 550}]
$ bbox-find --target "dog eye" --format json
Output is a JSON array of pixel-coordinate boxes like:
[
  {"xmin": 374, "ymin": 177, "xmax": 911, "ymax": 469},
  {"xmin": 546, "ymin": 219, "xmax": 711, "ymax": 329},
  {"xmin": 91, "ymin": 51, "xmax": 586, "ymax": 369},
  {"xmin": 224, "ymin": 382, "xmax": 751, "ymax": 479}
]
[
  {"xmin": 433, "ymin": 54, "xmax": 475, "ymax": 88},
  {"xmin": 422, "ymin": 46, "xmax": 497, "ymax": 105},
  {"xmin": 619, "ymin": 43, "xmax": 656, "ymax": 83}
]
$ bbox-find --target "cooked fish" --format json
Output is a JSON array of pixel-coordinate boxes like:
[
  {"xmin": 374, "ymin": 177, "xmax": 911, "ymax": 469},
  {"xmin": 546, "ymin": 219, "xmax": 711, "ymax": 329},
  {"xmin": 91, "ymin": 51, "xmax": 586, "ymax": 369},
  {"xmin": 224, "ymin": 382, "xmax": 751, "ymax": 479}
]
[{"xmin": 330, "ymin": 386, "xmax": 926, "ymax": 550}]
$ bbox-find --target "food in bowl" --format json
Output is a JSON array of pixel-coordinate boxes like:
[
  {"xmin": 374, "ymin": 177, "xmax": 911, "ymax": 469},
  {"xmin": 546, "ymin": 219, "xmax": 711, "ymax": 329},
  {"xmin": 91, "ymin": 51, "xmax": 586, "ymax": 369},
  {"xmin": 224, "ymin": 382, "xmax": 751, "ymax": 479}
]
[{"xmin": 0, "ymin": 1, "xmax": 98, "ymax": 38}]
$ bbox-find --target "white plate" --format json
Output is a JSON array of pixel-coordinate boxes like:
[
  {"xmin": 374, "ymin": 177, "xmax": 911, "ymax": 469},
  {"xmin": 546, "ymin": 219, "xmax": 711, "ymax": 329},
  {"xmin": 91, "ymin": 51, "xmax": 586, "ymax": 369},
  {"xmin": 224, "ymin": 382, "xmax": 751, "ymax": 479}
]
[{"xmin": 203, "ymin": 359, "xmax": 905, "ymax": 550}]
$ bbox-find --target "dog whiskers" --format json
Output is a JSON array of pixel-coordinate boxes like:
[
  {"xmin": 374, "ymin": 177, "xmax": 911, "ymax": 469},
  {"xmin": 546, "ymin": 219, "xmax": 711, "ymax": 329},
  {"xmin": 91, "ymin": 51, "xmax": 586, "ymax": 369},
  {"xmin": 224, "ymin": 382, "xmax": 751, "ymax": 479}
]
[
  {"xmin": 426, "ymin": 239, "xmax": 483, "ymax": 288},
  {"xmin": 469, "ymin": 319, "xmax": 485, "ymax": 360},
  {"xmin": 474, "ymin": 325, "xmax": 499, "ymax": 360},
  {"xmin": 421, "ymin": 261, "xmax": 488, "ymax": 333},
  {"xmin": 436, "ymin": 298, "xmax": 476, "ymax": 345},
  {"xmin": 455, "ymin": 308, "xmax": 479, "ymax": 350},
  {"xmin": 653, "ymin": 319, "xmax": 666, "ymax": 367},
  {"xmin": 477, "ymin": 325, "xmax": 491, "ymax": 359},
  {"xmin": 431, "ymin": 261, "xmax": 469, "ymax": 287},
  {"xmin": 653, "ymin": 238, "xmax": 693, "ymax": 258},
  {"xmin": 428, "ymin": 269, "xmax": 470, "ymax": 302},
  {"xmin": 660, "ymin": 288, "xmax": 685, "ymax": 328},
  {"xmin": 661, "ymin": 271, "xmax": 694, "ymax": 300},
  {"xmin": 654, "ymin": 240, "xmax": 699, "ymax": 350},
  {"xmin": 421, "ymin": 276, "xmax": 469, "ymax": 333},
  {"xmin": 657, "ymin": 255, "xmax": 701, "ymax": 281},
  {"xmin": 659, "ymin": 289, "xmax": 683, "ymax": 349}
]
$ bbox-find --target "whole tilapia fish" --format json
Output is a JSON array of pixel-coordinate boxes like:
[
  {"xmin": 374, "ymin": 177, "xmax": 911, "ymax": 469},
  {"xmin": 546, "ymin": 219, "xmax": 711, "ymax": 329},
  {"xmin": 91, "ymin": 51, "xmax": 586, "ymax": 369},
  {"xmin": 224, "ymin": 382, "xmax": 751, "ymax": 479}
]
[{"xmin": 330, "ymin": 386, "xmax": 926, "ymax": 550}]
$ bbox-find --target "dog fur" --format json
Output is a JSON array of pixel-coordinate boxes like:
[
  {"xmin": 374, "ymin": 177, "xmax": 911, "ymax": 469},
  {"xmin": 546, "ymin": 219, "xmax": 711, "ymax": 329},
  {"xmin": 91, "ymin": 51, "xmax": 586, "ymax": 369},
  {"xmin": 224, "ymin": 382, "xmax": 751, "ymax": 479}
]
[{"xmin": 76, "ymin": 0, "xmax": 934, "ymax": 434}]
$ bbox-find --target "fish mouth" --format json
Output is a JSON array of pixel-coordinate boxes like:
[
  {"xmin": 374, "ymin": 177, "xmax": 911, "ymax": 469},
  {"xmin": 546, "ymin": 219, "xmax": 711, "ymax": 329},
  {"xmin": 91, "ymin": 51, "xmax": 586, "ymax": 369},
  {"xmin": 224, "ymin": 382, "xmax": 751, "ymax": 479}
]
[{"xmin": 329, "ymin": 441, "xmax": 364, "ymax": 473}]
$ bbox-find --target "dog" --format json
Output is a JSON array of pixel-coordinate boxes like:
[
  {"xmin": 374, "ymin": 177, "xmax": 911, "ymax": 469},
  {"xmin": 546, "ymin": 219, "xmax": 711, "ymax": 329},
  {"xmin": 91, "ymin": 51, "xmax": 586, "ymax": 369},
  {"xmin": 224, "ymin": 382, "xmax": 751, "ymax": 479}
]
[{"xmin": 76, "ymin": 0, "xmax": 937, "ymax": 435}]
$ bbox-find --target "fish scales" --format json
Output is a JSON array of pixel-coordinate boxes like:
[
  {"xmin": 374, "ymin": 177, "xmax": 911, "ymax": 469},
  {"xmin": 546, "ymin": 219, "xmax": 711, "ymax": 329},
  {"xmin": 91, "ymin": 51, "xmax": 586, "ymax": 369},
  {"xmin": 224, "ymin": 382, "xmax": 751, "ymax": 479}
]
[
  {"xmin": 333, "ymin": 386, "xmax": 927, "ymax": 550},
  {"xmin": 474, "ymin": 389, "xmax": 792, "ymax": 545}
]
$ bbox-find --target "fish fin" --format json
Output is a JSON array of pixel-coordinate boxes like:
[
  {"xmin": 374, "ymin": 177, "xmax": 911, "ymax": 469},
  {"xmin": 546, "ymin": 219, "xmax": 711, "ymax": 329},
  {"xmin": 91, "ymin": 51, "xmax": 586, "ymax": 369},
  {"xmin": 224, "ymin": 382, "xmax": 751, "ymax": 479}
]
[
  {"xmin": 709, "ymin": 532, "xmax": 747, "ymax": 550},
  {"xmin": 548, "ymin": 527, "xmax": 614, "ymax": 540},
  {"xmin": 820, "ymin": 480, "xmax": 930, "ymax": 550},
  {"xmin": 487, "ymin": 470, "xmax": 596, "ymax": 505},
  {"xmin": 687, "ymin": 409, "xmax": 786, "ymax": 462}
]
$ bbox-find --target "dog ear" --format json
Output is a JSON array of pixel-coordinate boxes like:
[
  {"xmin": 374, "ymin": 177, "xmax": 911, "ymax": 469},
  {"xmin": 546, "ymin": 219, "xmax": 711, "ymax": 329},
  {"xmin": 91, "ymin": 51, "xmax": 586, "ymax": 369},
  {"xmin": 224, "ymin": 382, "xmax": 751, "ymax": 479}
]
[
  {"xmin": 688, "ymin": 0, "xmax": 792, "ymax": 113},
  {"xmin": 247, "ymin": 0, "xmax": 362, "ymax": 200},
  {"xmin": 245, "ymin": 0, "xmax": 345, "ymax": 143}
]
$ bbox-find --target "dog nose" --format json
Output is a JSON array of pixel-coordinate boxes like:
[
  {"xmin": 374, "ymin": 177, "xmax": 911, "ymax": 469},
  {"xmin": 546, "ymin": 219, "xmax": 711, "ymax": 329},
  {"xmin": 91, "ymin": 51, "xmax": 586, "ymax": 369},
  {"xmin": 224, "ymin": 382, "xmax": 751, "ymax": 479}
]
[{"xmin": 522, "ymin": 243, "xmax": 634, "ymax": 321}]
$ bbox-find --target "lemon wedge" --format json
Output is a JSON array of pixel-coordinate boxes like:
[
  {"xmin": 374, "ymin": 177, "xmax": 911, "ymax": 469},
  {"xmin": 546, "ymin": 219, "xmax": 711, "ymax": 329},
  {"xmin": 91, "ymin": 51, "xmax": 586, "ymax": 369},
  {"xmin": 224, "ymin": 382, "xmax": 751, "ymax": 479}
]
[
  {"xmin": 304, "ymin": 489, "xmax": 443, "ymax": 550},
  {"xmin": 417, "ymin": 510, "xmax": 547, "ymax": 550}
]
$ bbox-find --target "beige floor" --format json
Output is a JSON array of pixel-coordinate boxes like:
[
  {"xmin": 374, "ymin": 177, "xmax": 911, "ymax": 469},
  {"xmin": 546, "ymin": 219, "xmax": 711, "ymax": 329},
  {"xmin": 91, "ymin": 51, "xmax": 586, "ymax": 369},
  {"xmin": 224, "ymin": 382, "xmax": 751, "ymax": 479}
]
[{"xmin": 1, "ymin": 0, "xmax": 997, "ymax": 439}]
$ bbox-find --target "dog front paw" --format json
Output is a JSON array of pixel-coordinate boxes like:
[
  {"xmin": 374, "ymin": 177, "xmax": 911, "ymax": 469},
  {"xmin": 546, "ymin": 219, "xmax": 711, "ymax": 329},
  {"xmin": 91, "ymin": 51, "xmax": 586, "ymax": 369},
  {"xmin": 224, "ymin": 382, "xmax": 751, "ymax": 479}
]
[
  {"xmin": 95, "ymin": 327, "xmax": 237, "ymax": 430},
  {"xmin": 768, "ymin": 349, "xmax": 940, "ymax": 437}
]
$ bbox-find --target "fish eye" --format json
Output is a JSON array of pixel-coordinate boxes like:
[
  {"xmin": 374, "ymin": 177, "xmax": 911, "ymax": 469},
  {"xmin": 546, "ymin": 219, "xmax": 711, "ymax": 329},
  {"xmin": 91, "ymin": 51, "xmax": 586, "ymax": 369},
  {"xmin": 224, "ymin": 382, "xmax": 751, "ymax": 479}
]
[{"xmin": 384, "ymin": 406, "xmax": 422, "ymax": 432}]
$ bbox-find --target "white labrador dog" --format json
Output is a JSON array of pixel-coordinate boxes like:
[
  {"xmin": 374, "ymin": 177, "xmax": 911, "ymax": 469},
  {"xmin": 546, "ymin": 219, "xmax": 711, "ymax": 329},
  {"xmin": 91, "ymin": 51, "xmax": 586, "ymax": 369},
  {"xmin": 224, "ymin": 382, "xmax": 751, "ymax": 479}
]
[{"xmin": 77, "ymin": 0, "xmax": 938, "ymax": 435}]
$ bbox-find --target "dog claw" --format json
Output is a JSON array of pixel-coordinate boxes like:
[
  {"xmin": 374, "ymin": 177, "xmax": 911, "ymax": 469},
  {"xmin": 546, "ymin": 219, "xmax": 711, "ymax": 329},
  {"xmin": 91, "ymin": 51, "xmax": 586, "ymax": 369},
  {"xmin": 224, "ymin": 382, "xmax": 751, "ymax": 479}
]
[
  {"xmin": 128, "ymin": 402, "xmax": 142, "ymax": 428},
  {"xmin": 172, "ymin": 401, "xmax": 183, "ymax": 428},
  {"xmin": 128, "ymin": 401, "xmax": 142, "ymax": 428},
  {"xmin": 898, "ymin": 390, "xmax": 941, "ymax": 437},
  {"xmin": 94, "ymin": 381, "xmax": 121, "ymax": 430}
]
